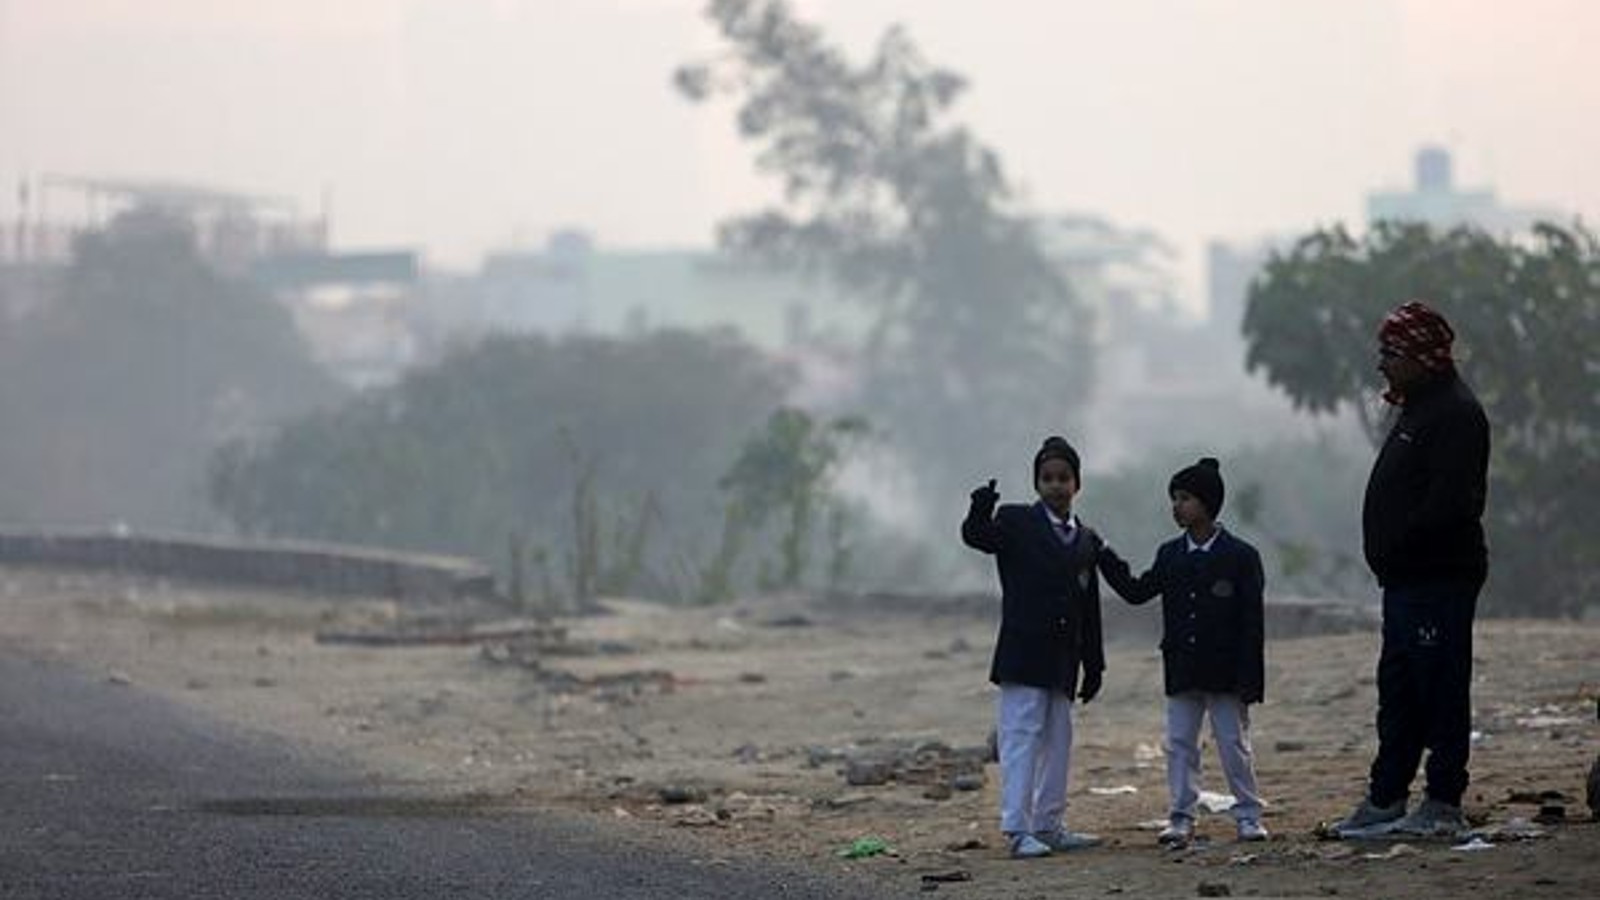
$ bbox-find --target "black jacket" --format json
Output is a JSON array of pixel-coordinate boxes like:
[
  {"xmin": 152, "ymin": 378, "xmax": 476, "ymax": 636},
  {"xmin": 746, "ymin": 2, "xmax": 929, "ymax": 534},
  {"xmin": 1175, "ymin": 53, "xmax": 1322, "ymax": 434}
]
[
  {"xmin": 1097, "ymin": 529, "xmax": 1266, "ymax": 703},
  {"xmin": 962, "ymin": 500, "xmax": 1106, "ymax": 695},
  {"xmin": 1362, "ymin": 371, "xmax": 1490, "ymax": 588}
]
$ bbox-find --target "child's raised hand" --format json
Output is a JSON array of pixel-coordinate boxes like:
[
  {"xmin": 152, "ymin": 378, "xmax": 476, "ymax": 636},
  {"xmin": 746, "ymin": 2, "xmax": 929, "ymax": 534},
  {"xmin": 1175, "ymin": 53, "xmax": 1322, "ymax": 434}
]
[{"xmin": 969, "ymin": 478, "xmax": 999, "ymax": 509}]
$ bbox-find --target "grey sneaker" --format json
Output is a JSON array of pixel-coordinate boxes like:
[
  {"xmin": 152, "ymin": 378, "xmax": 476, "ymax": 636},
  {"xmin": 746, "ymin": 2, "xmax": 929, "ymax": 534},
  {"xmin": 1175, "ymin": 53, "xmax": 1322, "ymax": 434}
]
[
  {"xmin": 1236, "ymin": 818, "xmax": 1269, "ymax": 842},
  {"xmin": 1157, "ymin": 817, "xmax": 1194, "ymax": 846},
  {"xmin": 1035, "ymin": 827, "xmax": 1101, "ymax": 851},
  {"xmin": 1390, "ymin": 798, "xmax": 1467, "ymax": 838},
  {"xmin": 1332, "ymin": 797, "xmax": 1407, "ymax": 838},
  {"xmin": 1007, "ymin": 832, "xmax": 1053, "ymax": 859}
]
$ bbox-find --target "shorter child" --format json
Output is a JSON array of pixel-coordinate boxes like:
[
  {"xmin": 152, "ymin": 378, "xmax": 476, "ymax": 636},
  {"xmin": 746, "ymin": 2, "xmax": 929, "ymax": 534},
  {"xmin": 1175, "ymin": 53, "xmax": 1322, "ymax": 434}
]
[
  {"xmin": 962, "ymin": 436, "xmax": 1106, "ymax": 859},
  {"xmin": 1097, "ymin": 457, "xmax": 1268, "ymax": 845}
]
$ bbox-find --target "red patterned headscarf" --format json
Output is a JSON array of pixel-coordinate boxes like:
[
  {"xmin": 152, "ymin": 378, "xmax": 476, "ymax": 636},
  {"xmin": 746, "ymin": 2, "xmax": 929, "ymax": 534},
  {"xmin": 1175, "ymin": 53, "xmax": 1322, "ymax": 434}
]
[{"xmin": 1378, "ymin": 300, "xmax": 1455, "ymax": 371}]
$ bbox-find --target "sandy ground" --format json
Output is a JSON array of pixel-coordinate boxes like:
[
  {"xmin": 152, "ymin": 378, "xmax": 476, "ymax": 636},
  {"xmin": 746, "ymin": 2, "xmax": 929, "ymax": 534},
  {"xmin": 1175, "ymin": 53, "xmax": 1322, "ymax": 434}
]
[{"xmin": 3, "ymin": 565, "xmax": 1597, "ymax": 899}]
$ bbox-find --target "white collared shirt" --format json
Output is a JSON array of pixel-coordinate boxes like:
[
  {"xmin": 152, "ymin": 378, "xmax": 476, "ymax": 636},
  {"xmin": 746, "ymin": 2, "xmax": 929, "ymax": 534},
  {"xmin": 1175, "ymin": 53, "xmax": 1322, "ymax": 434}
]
[{"xmin": 1185, "ymin": 524, "xmax": 1223, "ymax": 553}]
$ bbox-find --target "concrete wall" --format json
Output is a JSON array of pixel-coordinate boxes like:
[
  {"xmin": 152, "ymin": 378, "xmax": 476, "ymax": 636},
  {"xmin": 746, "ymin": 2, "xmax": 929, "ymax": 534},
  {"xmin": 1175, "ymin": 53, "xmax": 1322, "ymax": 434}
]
[{"xmin": 0, "ymin": 529, "xmax": 498, "ymax": 602}]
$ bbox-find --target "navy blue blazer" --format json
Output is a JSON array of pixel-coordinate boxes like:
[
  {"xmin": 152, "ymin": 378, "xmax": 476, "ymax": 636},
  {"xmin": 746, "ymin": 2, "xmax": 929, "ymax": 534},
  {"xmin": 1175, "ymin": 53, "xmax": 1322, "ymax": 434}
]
[
  {"xmin": 962, "ymin": 500, "xmax": 1106, "ymax": 695},
  {"xmin": 1098, "ymin": 529, "xmax": 1266, "ymax": 703}
]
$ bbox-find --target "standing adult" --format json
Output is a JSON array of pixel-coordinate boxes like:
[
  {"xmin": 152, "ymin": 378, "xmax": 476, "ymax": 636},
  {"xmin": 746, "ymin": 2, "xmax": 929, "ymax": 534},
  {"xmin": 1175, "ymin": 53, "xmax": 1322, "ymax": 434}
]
[{"xmin": 1334, "ymin": 300, "xmax": 1490, "ymax": 838}]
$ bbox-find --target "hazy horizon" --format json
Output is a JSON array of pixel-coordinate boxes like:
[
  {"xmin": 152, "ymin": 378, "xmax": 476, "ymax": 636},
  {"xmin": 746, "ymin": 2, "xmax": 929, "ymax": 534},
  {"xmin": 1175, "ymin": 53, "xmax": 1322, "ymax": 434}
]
[{"xmin": 4, "ymin": 0, "xmax": 1598, "ymax": 308}]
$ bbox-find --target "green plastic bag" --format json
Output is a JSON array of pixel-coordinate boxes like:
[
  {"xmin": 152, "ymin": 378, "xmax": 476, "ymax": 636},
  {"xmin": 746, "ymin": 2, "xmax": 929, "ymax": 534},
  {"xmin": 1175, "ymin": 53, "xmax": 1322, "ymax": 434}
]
[{"xmin": 838, "ymin": 835, "xmax": 892, "ymax": 859}]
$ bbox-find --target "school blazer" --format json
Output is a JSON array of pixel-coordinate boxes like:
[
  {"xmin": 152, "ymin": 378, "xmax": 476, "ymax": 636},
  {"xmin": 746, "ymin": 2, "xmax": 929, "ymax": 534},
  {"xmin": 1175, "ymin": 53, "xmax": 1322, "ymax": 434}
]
[
  {"xmin": 962, "ymin": 500, "xmax": 1106, "ymax": 695},
  {"xmin": 1098, "ymin": 529, "xmax": 1265, "ymax": 702}
]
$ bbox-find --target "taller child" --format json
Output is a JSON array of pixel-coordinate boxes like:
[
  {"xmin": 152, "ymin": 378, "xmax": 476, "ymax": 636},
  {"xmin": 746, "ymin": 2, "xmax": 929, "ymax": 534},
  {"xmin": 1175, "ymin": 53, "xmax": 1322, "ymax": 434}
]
[{"xmin": 963, "ymin": 436, "xmax": 1106, "ymax": 859}]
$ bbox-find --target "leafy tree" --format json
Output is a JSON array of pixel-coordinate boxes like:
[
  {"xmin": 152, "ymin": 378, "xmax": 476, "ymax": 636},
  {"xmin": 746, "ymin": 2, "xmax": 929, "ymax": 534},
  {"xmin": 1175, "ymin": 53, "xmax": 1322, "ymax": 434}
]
[
  {"xmin": 699, "ymin": 406, "xmax": 869, "ymax": 600},
  {"xmin": 0, "ymin": 208, "xmax": 339, "ymax": 530},
  {"xmin": 209, "ymin": 329, "xmax": 791, "ymax": 602},
  {"xmin": 1242, "ymin": 221, "xmax": 1600, "ymax": 616},
  {"xmin": 676, "ymin": 0, "xmax": 1089, "ymax": 490}
]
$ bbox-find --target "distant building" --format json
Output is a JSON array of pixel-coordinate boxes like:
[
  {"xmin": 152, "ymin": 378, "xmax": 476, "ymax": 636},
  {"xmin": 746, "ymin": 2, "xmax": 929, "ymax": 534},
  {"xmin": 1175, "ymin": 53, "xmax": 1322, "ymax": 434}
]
[
  {"xmin": 417, "ymin": 232, "xmax": 872, "ymax": 349},
  {"xmin": 1366, "ymin": 146, "xmax": 1560, "ymax": 232},
  {"xmin": 0, "ymin": 174, "xmax": 421, "ymax": 388}
]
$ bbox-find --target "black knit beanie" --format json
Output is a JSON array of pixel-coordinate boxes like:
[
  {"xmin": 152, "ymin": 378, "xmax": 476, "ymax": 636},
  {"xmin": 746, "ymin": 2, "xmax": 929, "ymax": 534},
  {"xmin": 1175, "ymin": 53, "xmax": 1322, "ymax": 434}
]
[
  {"xmin": 1169, "ymin": 457, "xmax": 1224, "ymax": 519},
  {"xmin": 1033, "ymin": 436, "xmax": 1081, "ymax": 487}
]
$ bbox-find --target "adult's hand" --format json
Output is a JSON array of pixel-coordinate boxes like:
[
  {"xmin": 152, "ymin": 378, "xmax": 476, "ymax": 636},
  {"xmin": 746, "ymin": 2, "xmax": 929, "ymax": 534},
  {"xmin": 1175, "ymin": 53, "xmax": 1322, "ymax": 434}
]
[{"xmin": 1078, "ymin": 668, "xmax": 1103, "ymax": 703}]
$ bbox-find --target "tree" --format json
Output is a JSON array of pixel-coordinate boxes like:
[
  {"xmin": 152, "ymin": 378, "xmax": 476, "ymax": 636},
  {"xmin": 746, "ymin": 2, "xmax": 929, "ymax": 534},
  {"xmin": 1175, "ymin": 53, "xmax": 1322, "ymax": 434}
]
[
  {"xmin": 701, "ymin": 406, "xmax": 869, "ymax": 600},
  {"xmin": 209, "ymin": 329, "xmax": 792, "ymax": 602},
  {"xmin": 1242, "ymin": 221, "xmax": 1600, "ymax": 617},
  {"xmin": 676, "ymin": 0, "xmax": 1090, "ymax": 489},
  {"xmin": 0, "ymin": 208, "xmax": 339, "ymax": 530}
]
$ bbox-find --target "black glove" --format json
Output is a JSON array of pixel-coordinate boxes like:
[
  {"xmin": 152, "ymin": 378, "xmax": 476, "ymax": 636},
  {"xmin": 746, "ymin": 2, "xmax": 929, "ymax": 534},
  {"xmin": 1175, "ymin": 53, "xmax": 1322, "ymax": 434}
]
[
  {"xmin": 969, "ymin": 478, "xmax": 999, "ymax": 513},
  {"xmin": 1078, "ymin": 668, "xmax": 1103, "ymax": 703}
]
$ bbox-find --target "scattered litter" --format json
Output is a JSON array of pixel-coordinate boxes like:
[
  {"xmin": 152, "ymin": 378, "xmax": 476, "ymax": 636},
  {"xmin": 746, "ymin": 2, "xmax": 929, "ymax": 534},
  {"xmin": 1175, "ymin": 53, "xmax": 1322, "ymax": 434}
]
[
  {"xmin": 1469, "ymin": 730, "xmax": 1488, "ymax": 745},
  {"xmin": 1137, "ymin": 818, "xmax": 1171, "ymax": 831},
  {"xmin": 838, "ymin": 836, "xmax": 893, "ymax": 859},
  {"xmin": 920, "ymin": 870, "xmax": 972, "ymax": 884},
  {"xmin": 1450, "ymin": 836, "xmax": 1494, "ymax": 852},
  {"xmin": 658, "ymin": 785, "xmax": 707, "ymax": 805},
  {"xmin": 1135, "ymin": 742, "xmax": 1165, "ymax": 763},
  {"xmin": 714, "ymin": 617, "xmax": 746, "ymax": 633},
  {"xmin": 1228, "ymin": 853, "xmax": 1259, "ymax": 866},
  {"xmin": 1362, "ymin": 843, "xmax": 1419, "ymax": 860},
  {"xmin": 1274, "ymin": 740, "xmax": 1307, "ymax": 752},
  {"xmin": 1505, "ymin": 789, "xmax": 1568, "ymax": 804},
  {"xmin": 824, "ymin": 793, "xmax": 875, "ymax": 810},
  {"xmin": 1471, "ymin": 817, "xmax": 1548, "ymax": 842},
  {"xmin": 672, "ymin": 806, "xmax": 722, "ymax": 827},
  {"xmin": 943, "ymin": 837, "xmax": 986, "ymax": 852},
  {"xmin": 951, "ymin": 773, "xmax": 985, "ymax": 792},
  {"xmin": 1089, "ymin": 784, "xmax": 1139, "ymax": 796},
  {"xmin": 1198, "ymin": 791, "xmax": 1237, "ymax": 814},
  {"xmin": 1515, "ymin": 715, "xmax": 1580, "ymax": 729},
  {"xmin": 1534, "ymin": 803, "xmax": 1566, "ymax": 824}
]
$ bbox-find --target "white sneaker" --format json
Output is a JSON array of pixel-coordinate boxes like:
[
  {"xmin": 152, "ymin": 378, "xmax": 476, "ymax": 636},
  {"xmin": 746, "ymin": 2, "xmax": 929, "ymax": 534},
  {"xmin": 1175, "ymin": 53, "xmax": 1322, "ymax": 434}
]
[
  {"xmin": 1007, "ymin": 832, "xmax": 1053, "ymax": 859},
  {"xmin": 1157, "ymin": 817, "xmax": 1194, "ymax": 846},
  {"xmin": 1236, "ymin": 819, "xmax": 1269, "ymax": 842}
]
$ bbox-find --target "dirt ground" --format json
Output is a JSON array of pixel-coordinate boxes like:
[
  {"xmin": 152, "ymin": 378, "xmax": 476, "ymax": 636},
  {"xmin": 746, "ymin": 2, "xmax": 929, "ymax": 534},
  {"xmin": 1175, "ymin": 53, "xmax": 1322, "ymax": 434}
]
[{"xmin": 3, "ymin": 565, "xmax": 1597, "ymax": 899}]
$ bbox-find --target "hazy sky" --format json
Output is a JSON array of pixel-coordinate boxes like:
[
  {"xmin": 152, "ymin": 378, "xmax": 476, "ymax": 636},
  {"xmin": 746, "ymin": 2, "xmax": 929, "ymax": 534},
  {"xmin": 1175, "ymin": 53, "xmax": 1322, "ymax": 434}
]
[{"xmin": 3, "ymin": 0, "xmax": 1598, "ymax": 306}]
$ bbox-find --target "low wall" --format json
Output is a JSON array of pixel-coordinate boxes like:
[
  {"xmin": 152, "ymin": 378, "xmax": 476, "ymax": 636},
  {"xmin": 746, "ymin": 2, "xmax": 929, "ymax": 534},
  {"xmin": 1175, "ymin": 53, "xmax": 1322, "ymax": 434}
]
[{"xmin": 0, "ymin": 528, "xmax": 499, "ymax": 602}]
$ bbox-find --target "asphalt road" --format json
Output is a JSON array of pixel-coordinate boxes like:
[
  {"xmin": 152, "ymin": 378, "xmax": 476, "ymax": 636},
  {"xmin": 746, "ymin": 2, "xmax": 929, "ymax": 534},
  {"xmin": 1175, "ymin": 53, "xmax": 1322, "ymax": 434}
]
[{"xmin": 0, "ymin": 653, "xmax": 890, "ymax": 899}]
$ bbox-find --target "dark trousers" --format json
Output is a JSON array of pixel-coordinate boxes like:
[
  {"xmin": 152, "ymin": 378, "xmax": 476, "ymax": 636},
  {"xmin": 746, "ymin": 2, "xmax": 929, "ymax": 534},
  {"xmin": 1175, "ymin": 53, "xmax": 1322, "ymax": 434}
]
[{"xmin": 1368, "ymin": 581, "xmax": 1480, "ymax": 808}]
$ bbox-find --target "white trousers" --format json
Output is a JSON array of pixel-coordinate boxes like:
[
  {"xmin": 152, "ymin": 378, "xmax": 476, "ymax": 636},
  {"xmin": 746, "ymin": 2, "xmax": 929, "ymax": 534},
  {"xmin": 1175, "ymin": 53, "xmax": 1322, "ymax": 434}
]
[
  {"xmin": 996, "ymin": 683, "xmax": 1075, "ymax": 834},
  {"xmin": 1166, "ymin": 691, "xmax": 1263, "ymax": 822}
]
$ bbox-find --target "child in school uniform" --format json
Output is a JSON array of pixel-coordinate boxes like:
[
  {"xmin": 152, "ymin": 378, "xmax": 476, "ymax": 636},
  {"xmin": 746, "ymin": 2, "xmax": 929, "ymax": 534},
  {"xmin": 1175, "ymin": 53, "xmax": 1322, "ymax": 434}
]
[
  {"xmin": 1097, "ymin": 457, "xmax": 1269, "ymax": 845},
  {"xmin": 962, "ymin": 436, "xmax": 1106, "ymax": 859}
]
